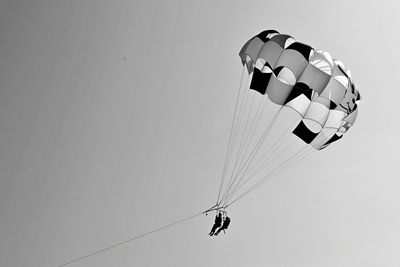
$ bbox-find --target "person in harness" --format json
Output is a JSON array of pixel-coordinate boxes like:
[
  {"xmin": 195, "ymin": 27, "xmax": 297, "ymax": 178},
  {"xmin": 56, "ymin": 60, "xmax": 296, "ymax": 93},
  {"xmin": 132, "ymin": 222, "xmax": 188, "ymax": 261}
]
[
  {"xmin": 214, "ymin": 216, "xmax": 231, "ymax": 235},
  {"xmin": 209, "ymin": 211, "xmax": 222, "ymax": 236}
]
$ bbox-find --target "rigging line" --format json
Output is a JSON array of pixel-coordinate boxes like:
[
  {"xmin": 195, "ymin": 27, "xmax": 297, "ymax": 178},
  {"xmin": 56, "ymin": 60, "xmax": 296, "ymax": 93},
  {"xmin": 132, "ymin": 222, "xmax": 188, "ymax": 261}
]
[
  {"xmin": 220, "ymin": 66, "xmax": 247, "ymax": 180},
  {"xmin": 246, "ymin": 138, "xmax": 298, "ymax": 183},
  {"xmin": 220, "ymin": 107, "xmax": 282, "ymax": 205},
  {"xmin": 234, "ymin": 92, "xmax": 263, "ymax": 173},
  {"xmin": 224, "ymin": 138, "xmax": 299, "ymax": 203},
  {"xmin": 220, "ymin": 106, "xmax": 282, "ymax": 206},
  {"xmin": 229, "ymin": 93, "xmax": 265, "ymax": 184},
  {"xmin": 217, "ymin": 66, "xmax": 246, "ymax": 203},
  {"xmin": 231, "ymin": 98, "xmax": 267, "ymax": 184},
  {"xmin": 264, "ymin": 145, "xmax": 312, "ymax": 181},
  {"xmin": 226, "ymin": 145, "xmax": 310, "ymax": 207},
  {"xmin": 218, "ymin": 72, "xmax": 251, "ymax": 205},
  {"xmin": 234, "ymin": 91, "xmax": 256, "ymax": 170},
  {"xmin": 238, "ymin": 147, "xmax": 315, "ymax": 205},
  {"xmin": 226, "ymin": 117, "xmax": 299, "ymax": 199},
  {"xmin": 58, "ymin": 212, "xmax": 204, "ymax": 267},
  {"xmin": 227, "ymin": 90, "xmax": 255, "ymax": 184},
  {"xmin": 248, "ymin": 117, "xmax": 299, "ymax": 174},
  {"xmin": 228, "ymin": 145, "xmax": 314, "ymax": 207},
  {"xmin": 224, "ymin": 111, "xmax": 312, "ymax": 206},
  {"xmin": 220, "ymin": 69, "xmax": 249, "ymax": 192},
  {"xmin": 231, "ymin": 71, "xmax": 252, "ymax": 147},
  {"xmin": 220, "ymin": 97, "xmax": 268, "ymax": 206},
  {"xmin": 220, "ymin": 101, "xmax": 269, "ymax": 205},
  {"xmin": 232, "ymin": 106, "xmax": 283, "ymax": 180},
  {"xmin": 226, "ymin": 148, "xmax": 314, "ymax": 208},
  {"xmin": 230, "ymin": 71, "xmax": 251, "ymax": 153},
  {"xmin": 273, "ymin": 147, "xmax": 315, "ymax": 179},
  {"xmin": 256, "ymin": 121, "xmax": 323, "ymax": 181},
  {"xmin": 221, "ymin": 74, "xmax": 252, "ymax": 197},
  {"xmin": 266, "ymin": 146, "xmax": 312, "ymax": 183}
]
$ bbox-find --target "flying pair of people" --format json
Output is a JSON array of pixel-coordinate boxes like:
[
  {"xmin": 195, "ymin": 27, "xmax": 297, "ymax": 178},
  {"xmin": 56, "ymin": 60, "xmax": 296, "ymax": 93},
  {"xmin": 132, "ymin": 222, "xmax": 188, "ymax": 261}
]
[{"xmin": 209, "ymin": 211, "xmax": 231, "ymax": 236}]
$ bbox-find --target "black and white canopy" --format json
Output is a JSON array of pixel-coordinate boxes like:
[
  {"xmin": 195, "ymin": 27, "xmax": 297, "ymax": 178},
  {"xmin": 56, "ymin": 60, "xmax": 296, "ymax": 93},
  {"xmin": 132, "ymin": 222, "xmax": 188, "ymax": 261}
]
[{"xmin": 239, "ymin": 30, "xmax": 361, "ymax": 150}]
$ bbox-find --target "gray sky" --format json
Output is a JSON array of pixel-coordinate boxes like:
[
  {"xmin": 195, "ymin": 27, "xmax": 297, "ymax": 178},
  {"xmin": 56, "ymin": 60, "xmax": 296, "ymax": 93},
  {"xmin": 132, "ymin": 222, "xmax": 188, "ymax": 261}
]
[{"xmin": 1, "ymin": 1, "xmax": 400, "ymax": 266}]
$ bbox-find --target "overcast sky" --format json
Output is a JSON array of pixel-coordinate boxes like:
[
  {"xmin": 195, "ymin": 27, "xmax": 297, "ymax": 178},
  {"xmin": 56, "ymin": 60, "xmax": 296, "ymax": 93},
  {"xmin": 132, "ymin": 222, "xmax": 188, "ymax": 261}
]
[{"xmin": 1, "ymin": 1, "xmax": 400, "ymax": 266}]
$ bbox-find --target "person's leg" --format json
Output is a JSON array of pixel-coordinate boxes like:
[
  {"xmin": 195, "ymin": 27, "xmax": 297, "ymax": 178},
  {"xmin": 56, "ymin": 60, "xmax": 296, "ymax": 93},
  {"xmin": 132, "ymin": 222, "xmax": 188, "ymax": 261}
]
[
  {"xmin": 209, "ymin": 225, "xmax": 217, "ymax": 235},
  {"xmin": 214, "ymin": 228, "xmax": 221, "ymax": 236}
]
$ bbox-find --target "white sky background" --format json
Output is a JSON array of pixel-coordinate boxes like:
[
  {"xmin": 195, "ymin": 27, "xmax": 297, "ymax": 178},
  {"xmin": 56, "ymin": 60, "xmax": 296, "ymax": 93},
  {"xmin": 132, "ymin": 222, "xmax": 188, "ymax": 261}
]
[{"xmin": 1, "ymin": 1, "xmax": 400, "ymax": 266}]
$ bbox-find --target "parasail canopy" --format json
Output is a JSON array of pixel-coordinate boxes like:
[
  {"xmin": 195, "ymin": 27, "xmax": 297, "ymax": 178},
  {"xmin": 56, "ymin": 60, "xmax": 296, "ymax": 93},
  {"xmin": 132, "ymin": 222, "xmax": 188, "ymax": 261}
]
[
  {"xmin": 239, "ymin": 30, "xmax": 361, "ymax": 150},
  {"xmin": 213, "ymin": 29, "xmax": 361, "ymax": 210}
]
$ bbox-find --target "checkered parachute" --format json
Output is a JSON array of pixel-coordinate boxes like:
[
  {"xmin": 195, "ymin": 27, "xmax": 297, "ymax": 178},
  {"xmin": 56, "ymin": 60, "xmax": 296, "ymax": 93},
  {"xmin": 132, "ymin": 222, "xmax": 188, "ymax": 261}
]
[{"xmin": 214, "ymin": 30, "xmax": 361, "ymax": 209}]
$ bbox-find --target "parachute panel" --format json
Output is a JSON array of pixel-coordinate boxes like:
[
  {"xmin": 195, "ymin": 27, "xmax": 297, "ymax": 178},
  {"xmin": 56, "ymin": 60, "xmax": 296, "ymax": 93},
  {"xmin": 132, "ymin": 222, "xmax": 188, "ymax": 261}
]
[
  {"xmin": 298, "ymin": 63, "xmax": 331, "ymax": 93},
  {"xmin": 266, "ymin": 75, "xmax": 294, "ymax": 105},
  {"xmin": 274, "ymin": 49, "xmax": 309, "ymax": 80}
]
